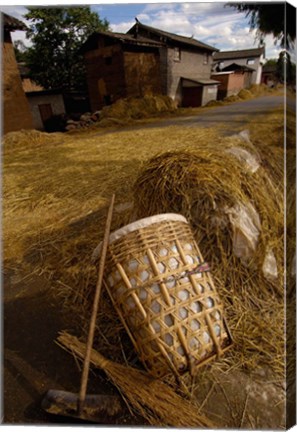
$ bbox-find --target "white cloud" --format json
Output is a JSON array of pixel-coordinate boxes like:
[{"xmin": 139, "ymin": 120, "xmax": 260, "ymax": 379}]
[
  {"xmin": 1, "ymin": 3, "xmax": 288, "ymax": 59},
  {"xmin": 110, "ymin": 20, "xmax": 135, "ymax": 33},
  {"xmin": 137, "ymin": 3, "xmax": 284, "ymax": 58}
]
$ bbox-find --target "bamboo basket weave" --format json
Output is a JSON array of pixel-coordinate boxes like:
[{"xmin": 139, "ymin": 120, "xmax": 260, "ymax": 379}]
[{"xmin": 103, "ymin": 214, "xmax": 232, "ymax": 378}]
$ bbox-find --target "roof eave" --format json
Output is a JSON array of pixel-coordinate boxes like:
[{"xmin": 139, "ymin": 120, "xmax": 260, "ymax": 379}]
[
  {"xmin": 127, "ymin": 21, "xmax": 218, "ymax": 52},
  {"xmin": 2, "ymin": 12, "xmax": 27, "ymax": 32}
]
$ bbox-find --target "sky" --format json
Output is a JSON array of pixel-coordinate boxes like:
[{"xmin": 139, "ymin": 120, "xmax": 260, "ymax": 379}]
[{"xmin": 0, "ymin": 1, "xmax": 294, "ymax": 60}]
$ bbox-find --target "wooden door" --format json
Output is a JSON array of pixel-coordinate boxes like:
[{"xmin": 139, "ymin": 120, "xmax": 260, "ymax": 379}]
[
  {"xmin": 182, "ymin": 86, "xmax": 203, "ymax": 107},
  {"xmin": 38, "ymin": 103, "xmax": 53, "ymax": 124}
]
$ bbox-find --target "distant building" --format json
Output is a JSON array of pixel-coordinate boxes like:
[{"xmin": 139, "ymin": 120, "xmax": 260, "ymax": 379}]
[
  {"xmin": 261, "ymin": 63, "xmax": 278, "ymax": 87},
  {"xmin": 127, "ymin": 22, "xmax": 220, "ymax": 107},
  {"xmin": 211, "ymin": 63, "xmax": 255, "ymax": 100},
  {"xmin": 18, "ymin": 63, "xmax": 66, "ymax": 131},
  {"xmin": 2, "ymin": 13, "xmax": 34, "ymax": 134},
  {"xmin": 81, "ymin": 21, "xmax": 220, "ymax": 110},
  {"xmin": 213, "ymin": 47, "xmax": 265, "ymax": 85}
]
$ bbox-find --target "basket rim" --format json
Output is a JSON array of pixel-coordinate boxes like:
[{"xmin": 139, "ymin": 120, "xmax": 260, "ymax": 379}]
[{"xmin": 109, "ymin": 213, "xmax": 188, "ymax": 244}]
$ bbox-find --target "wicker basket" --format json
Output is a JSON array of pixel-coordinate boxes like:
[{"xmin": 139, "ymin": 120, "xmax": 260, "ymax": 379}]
[{"xmin": 103, "ymin": 213, "xmax": 232, "ymax": 378}]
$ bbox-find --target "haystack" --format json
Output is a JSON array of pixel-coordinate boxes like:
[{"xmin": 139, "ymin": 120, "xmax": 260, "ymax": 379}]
[
  {"xmin": 100, "ymin": 95, "xmax": 177, "ymax": 122},
  {"xmin": 237, "ymin": 89, "xmax": 253, "ymax": 100},
  {"xmin": 3, "ymin": 129, "xmax": 67, "ymax": 152},
  {"xmin": 133, "ymin": 136, "xmax": 284, "ymax": 376},
  {"xmin": 223, "ymin": 94, "xmax": 241, "ymax": 103}
]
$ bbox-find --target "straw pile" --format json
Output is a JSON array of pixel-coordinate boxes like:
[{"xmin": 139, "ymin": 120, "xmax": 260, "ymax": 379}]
[
  {"xmin": 100, "ymin": 95, "xmax": 177, "ymax": 122},
  {"xmin": 237, "ymin": 89, "xmax": 252, "ymax": 100},
  {"xmin": 3, "ymin": 103, "xmax": 288, "ymax": 426},
  {"xmin": 223, "ymin": 94, "xmax": 241, "ymax": 103},
  {"xmin": 3, "ymin": 128, "xmax": 67, "ymax": 151},
  {"xmin": 133, "ymin": 134, "xmax": 284, "ymax": 376}
]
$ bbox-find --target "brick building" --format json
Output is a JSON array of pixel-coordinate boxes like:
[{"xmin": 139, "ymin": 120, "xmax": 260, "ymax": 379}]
[
  {"xmin": 81, "ymin": 21, "xmax": 220, "ymax": 110},
  {"xmin": 2, "ymin": 13, "xmax": 33, "ymax": 134},
  {"xmin": 211, "ymin": 63, "xmax": 254, "ymax": 100}
]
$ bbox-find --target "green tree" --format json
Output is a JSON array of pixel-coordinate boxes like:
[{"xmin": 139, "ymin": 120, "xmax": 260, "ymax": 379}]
[
  {"xmin": 277, "ymin": 50, "xmax": 294, "ymax": 83},
  {"xmin": 226, "ymin": 3, "xmax": 296, "ymax": 50},
  {"xmin": 13, "ymin": 40, "xmax": 29, "ymax": 63},
  {"xmin": 264, "ymin": 58, "xmax": 278, "ymax": 67},
  {"xmin": 24, "ymin": 6, "xmax": 109, "ymax": 90}
]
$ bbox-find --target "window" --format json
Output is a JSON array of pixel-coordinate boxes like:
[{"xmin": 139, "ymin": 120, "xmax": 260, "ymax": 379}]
[
  {"xmin": 247, "ymin": 58, "xmax": 255, "ymax": 65},
  {"xmin": 173, "ymin": 47, "xmax": 181, "ymax": 61},
  {"xmin": 203, "ymin": 53, "xmax": 209, "ymax": 65}
]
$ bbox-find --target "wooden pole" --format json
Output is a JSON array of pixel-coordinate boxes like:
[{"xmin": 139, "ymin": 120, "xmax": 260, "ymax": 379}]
[{"xmin": 78, "ymin": 194, "xmax": 115, "ymax": 415}]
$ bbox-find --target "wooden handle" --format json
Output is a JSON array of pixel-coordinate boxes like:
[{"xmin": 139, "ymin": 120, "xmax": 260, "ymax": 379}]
[{"xmin": 78, "ymin": 194, "xmax": 115, "ymax": 415}]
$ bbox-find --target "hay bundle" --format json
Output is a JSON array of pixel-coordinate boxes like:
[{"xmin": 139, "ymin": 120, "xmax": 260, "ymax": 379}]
[
  {"xmin": 57, "ymin": 331, "xmax": 215, "ymax": 428},
  {"xmin": 237, "ymin": 89, "xmax": 252, "ymax": 100},
  {"xmin": 100, "ymin": 95, "xmax": 177, "ymax": 122},
  {"xmin": 133, "ymin": 145, "xmax": 284, "ymax": 375},
  {"xmin": 205, "ymin": 100, "xmax": 225, "ymax": 107},
  {"xmin": 3, "ymin": 129, "xmax": 66, "ymax": 152},
  {"xmin": 223, "ymin": 94, "xmax": 241, "ymax": 103},
  {"xmin": 248, "ymin": 83, "xmax": 269, "ymax": 96}
]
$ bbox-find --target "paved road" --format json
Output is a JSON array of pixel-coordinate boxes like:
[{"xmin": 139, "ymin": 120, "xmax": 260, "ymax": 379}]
[
  {"xmin": 165, "ymin": 94, "xmax": 287, "ymax": 130},
  {"xmin": 90, "ymin": 93, "xmax": 288, "ymax": 138}
]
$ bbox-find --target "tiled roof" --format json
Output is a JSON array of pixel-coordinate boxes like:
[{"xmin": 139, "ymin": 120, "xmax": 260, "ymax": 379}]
[
  {"xmin": 2, "ymin": 12, "xmax": 27, "ymax": 31},
  {"xmin": 127, "ymin": 21, "xmax": 218, "ymax": 52},
  {"xmin": 213, "ymin": 47, "xmax": 265, "ymax": 61},
  {"xmin": 222, "ymin": 62, "xmax": 255, "ymax": 72},
  {"xmin": 80, "ymin": 30, "xmax": 163, "ymax": 53}
]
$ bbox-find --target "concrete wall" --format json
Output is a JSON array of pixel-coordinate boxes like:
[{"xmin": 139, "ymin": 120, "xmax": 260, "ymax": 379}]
[
  {"xmin": 2, "ymin": 31, "xmax": 33, "ymax": 134},
  {"xmin": 167, "ymin": 47, "xmax": 213, "ymax": 105},
  {"xmin": 202, "ymin": 85, "xmax": 218, "ymax": 105},
  {"xmin": 27, "ymin": 94, "xmax": 65, "ymax": 130}
]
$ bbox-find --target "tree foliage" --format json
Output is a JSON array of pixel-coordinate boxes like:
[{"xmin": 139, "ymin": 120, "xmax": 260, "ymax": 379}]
[
  {"xmin": 13, "ymin": 40, "xmax": 28, "ymax": 62},
  {"xmin": 24, "ymin": 6, "xmax": 109, "ymax": 90},
  {"xmin": 277, "ymin": 50, "xmax": 295, "ymax": 83},
  {"xmin": 227, "ymin": 3, "xmax": 296, "ymax": 50}
]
